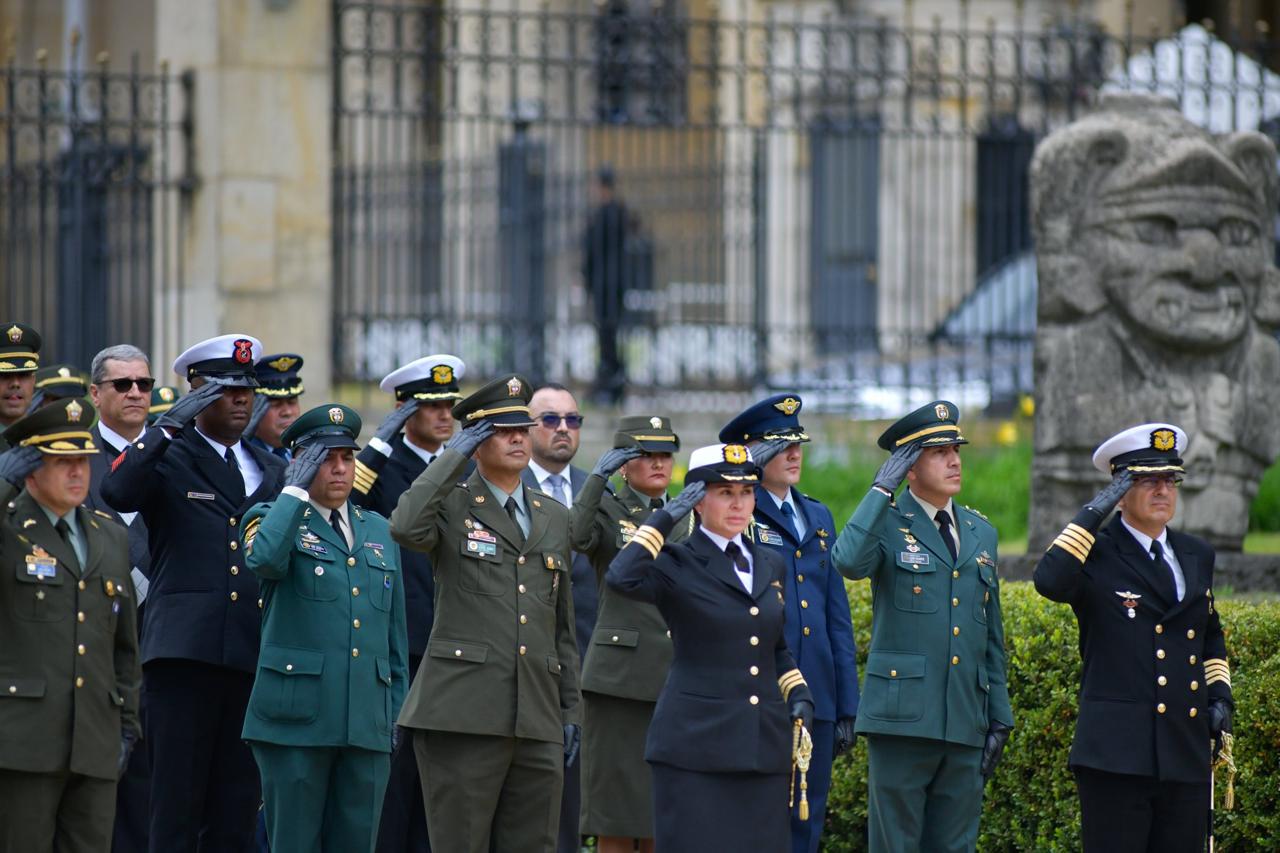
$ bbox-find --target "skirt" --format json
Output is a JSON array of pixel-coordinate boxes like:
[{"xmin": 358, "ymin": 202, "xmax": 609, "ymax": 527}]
[
  {"xmin": 650, "ymin": 761, "xmax": 789, "ymax": 852},
  {"xmin": 580, "ymin": 692, "xmax": 656, "ymax": 838}
]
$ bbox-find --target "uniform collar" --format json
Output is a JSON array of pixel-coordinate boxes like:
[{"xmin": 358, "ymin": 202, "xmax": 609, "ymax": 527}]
[
  {"xmin": 402, "ymin": 434, "xmax": 440, "ymax": 466},
  {"xmin": 908, "ymin": 489, "xmax": 956, "ymax": 529},
  {"xmin": 1119, "ymin": 516, "xmax": 1168, "ymax": 554}
]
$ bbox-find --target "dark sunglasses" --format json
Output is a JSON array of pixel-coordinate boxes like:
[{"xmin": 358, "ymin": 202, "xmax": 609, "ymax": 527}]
[
  {"xmin": 538, "ymin": 413, "xmax": 584, "ymax": 430},
  {"xmin": 100, "ymin": 377, "xmax": 156, "ymax": 393}
]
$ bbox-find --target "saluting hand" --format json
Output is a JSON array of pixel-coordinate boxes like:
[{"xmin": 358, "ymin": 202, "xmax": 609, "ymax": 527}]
[
  {"xmin": 664, "ymin": 480, "xmax": 706, "ymax": 520},
  {"xmin": 749, "ymin": 438, "xmax": 793, "ymax": 469},
  {"xmin": 241, "ymin": 393, "xmax": 270, "ymax": 441},
  {"xmin": 872, "ymin": 440, "xmax": 923, "ymax": 495},
  {"xmin": 592, "ymin": 446, "xmax": 645, "ymax": 479},
  {"xmin": 372, "ymin": 399, "xmax": 421, "ymax": 445},
  {"xmin": 1080, "ymin": 468, "xmax": 1135, "ymax": 528},
  {"xmin": 154, "ymin": 380, "xmax": 225, "ymax": 433},
  {"xmin": 0, "ymin": 445, "xmax": 43, "ymax": 487},
  {"xmin": 443, "ymin": 419, "xmax": 497, "ymax": 458},
  {"xmin": 284, "ymin": 442, "xmax": 328, "ymax": 491}
]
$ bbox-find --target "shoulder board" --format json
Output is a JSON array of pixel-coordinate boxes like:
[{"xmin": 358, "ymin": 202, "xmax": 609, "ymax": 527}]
[
  {"xmin": 962, "ymin": 504, "xmax": 990, "ymax": 522},
  {"xmin": 94, "ymin": 509, "xmax": 115, "ymax": 520}
]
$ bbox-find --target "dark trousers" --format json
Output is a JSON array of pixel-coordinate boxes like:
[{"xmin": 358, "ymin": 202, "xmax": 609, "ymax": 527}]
[
  {"xmin": 1075, "ymin": 766, "xmax": 1209, "ymax": 853},
  {"xmin": 0, "ymin": 768, "xmax": 116, "ymax": 853},
  {"xmin": 555, "ymin": 759, "xmax": 582, "ymax": 853},
  {"xmin": 375, "ymin": 654, "xmax": 431, "ymax": 853},
  {"xmin": 112, "ymin": 736, "xmax": 151, "ymax": 853},
  {"xmin": 865, "ymin": 734, "xmax": 984, "ymax": 853},
  {"xmin": 790, "ymin": 719, "xmax": 834, "ymax": 853},
  {"xmin": 144, "ymin": 659, "xmax": 259, "ymax": 853}
]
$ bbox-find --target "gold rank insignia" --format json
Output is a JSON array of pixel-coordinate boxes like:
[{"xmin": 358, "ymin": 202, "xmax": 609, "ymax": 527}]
[
  {"xmin": 1152, "ymin": 429, "xmax": 1176, "ymax": 451},
  {"xmin": 532, "ymin": 499, "xmax": 541, "ymax": 508},
  {"xmin": 545, "ymin": 555, "xmax": 556, "ymax": 569},
  {"xmin": 774, "ymin": 397, "xmax": 801, "ymax": 416},
  {"xmin": 6, "ymin": 325, "xmax": 21, "ymax": 343},
  {"xmin": 105, "ymin": 579, "xmax": 116, "ymax": 596},
  {"xmin": 474, "ymin": 495, "xmax": 485, "ymax": 504},
  {"xmin": 266, "ymin": 356, "xmax": 298, "ymax": 372},
  {"xmin": 935, "ymin": 403, "xmax": 950, "ymax": 420},
  {"xmin": 816, "ymin": 528, "xmax": 829, "ymax": 538},
  {"xmin": 22, "ymin": 518, "xmax": 36, "ymax": 529},
  {"xmin": 65, "ymin": 399, "xmax": 83, "ymax": 422},
  {"xmin": 506, "ymin": 376, "xmax": 522, "ymax": 396},
  {"xmin": 724, "ymin": 444, "xmax": 749, "ymax": 464},
  {"xmin": 771, "ymin": 579, "xmax": 783, "ymax": 589}
]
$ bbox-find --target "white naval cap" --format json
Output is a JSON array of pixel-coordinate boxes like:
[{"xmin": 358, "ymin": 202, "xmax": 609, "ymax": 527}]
[
  {"xmin": 171, "ymin": 333, "xmax": 263, "ymax": 387},
  {"xmin": 379, "ymin": 354, "xmax": 466, "ymax": 401},
  {"xmin": 1092, "ymin": 423, "xmax": 1188, "ymax": 476},
  {"xmin": 684, "ymin": 442, "xmax": 761, "ymax": 486}
]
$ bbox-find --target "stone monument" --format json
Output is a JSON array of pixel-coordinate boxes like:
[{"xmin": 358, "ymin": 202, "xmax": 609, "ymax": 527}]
[{"xmin": 1028, "ymin": 93, "xmax": 1280, "ymax": 552}]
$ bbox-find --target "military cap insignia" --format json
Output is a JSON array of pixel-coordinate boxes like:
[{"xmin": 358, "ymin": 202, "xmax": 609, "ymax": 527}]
[
  {"xmin": 232, "ymin": 339, "xmax": 254, "ymax": 364},
  {"xmin": 650, "ymin": 416, "xmax": 662, "ymax": 429},
  {"xmin": 506, "ymin": 376, "xmax": 522, "ymax": 396},
  {"xmin": 159, "ymin": 387, "xmax": 175, "ymax": 402},
  {"xmin": 774, "ymin": 397, "xmax": 801, "ymax": 416},
  {"xmin": 65, "ymin": 399, "xmax": 83, "ymax": 422},
  {"xmin": 1152, "ymin": 429, "xmax": 1176, "ymax": 452},
  {"xmin": 724, "ymin": 444, "xmax": 748, "ymax": 464},
  {"xmin": 935, "ymin": 403, "xmax": 950, "ymax": 420},
  {"xmin": 328, "ymin": 406, "xmax": 345, "ymax": 424},
  {"xmin": 57, "ymin": 366, "xmax": 71, "ymax": 378},
  {"xmin": 266, "ymin": 355, "xmax": 298, "ymax": 372},
  {"xmin": 432, "ymin": 364, "xmax": 454, "ymax": 385},
  {"xmin": 6, "ymin": 325, "xmax": 21, "ymax": 343}
]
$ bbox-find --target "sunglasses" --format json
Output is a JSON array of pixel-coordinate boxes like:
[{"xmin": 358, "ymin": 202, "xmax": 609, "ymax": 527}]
[
  {"xmin": 538, "ymin": 413, "xmax": 584, "ymax": 430},
  {"xmin": 100, "ymin": 377, "xmax": 156, "ymax": 393}
]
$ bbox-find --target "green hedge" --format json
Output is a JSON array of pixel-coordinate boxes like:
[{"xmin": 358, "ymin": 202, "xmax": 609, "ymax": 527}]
[{"xmin": 821, "ymin": 581, "xmax": 1280, "ymax": 851}]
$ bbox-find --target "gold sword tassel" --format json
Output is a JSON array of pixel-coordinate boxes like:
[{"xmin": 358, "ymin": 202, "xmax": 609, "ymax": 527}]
[{"xmin": 791, "ymin": 720, "xmax": 814, "ymax": 820}]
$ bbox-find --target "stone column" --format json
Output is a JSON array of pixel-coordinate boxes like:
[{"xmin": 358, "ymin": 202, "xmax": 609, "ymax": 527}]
[{"xmin": 154, "ymin": 0, "xmax": 332, "ymax": 396}]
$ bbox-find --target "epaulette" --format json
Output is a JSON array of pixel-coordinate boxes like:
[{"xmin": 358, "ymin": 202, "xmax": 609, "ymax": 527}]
[{"xmin": 963, "ymin": 504, "xmax": 989, "ymax": 521}]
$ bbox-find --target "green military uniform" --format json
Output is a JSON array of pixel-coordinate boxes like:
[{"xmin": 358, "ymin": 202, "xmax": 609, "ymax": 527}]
[
  {"xmin": 0, "ymin": 399, "xmax": 142, "ymax": 852},
  {"xmin": 0, "ymin": 322, "xmax": 43, "ymax": 448},
  {"xmin": 570, "ymin": 415, "xmax": 691, "ymax": 839},
  {"xmin": 146, "ymin": 385, "xmax": 180, "ymax": 425},
  {"xmin": 389, "ymin": 375, "xmax": 581, "ymax": 853},
  {"xmin": 241, "ymin": 405, "xmax": 408, "ymax": 853},
  {"xmin": 830, "ymin": 402, "xmax": 1013, "ymax": 853}
]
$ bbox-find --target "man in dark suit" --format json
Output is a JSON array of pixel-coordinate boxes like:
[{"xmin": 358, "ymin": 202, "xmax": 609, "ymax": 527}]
[
  {"xmin": 1035, "ymin": 423, "xmax": 1233, "ymax": 852},
  {"xmin": 521, "ymin": 383, "xmax": 594, "ymax": 853},
  {"xmin": 356, "ymin": 353, "xmax": 466, "ymax": 853},
  {"xmin": 0, "ymin": 400, "xmax": 141, "ymax": 853},
  {"xmin": 101, "ymin": 333, "xmax": 287, "ymax": 853},
  {"xmin": 84, "ymin": 343, "xmax": 156, "ymax": 853}
]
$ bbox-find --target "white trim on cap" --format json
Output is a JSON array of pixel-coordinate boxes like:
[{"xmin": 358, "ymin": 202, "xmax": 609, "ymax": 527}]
[{"xmin": 172, "ymin": 333, "xmax": 263, "ymax": 378}]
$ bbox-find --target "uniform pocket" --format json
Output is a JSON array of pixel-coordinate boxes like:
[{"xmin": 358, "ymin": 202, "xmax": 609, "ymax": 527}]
[
  {"xmin": 893, "ymin": 561, "xmax": 939, "ymax": 614},
  {"xmin": 292, "ymin": 551, "xmax": 340, "ymax": 602},
  {"xmin": 375, "ymin": 657, "xmax": 393, "ymax": 733},
  {"xmin": 592, "ymin": 627, "xmax": 639, "ymax": 649},
  {"xmin": 537, "ymin": 553, "xmax": 567, "ymax": 604},
  {"xmin": 370, "ymin": 555, "xmax": 398, "ymax": 612},
  {"xmin": 12, "ymin": 564, "xmax": 66, "ymax": 623},
  {"xmin": 862, "ymin": 651, "xmax": 927, "ymax": 722},
  {"xmin": 253, "ymin": 645, "xmax": 324, "ymax": 723},
  {"xmin": 457, "ymin": 550, "xmax": 506, "ymax": 597},
  {"xmin": 427, "ymin": 637, "xmax": 489, "ymax": 664},
  {"xmin": 974, "ymin": 563, "xmax": 996, "ymax": 624}
]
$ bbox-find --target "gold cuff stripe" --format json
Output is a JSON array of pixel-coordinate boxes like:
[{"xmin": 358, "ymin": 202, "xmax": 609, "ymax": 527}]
[
  {"xmin": 631, "ymin": 535, "xmax": 659, "ymax": 558},
  {"xmin": 354, "ymin": 461, "xmax": 378, "ymax": 490},
  {"xmin": 464, "ymin": 405, "xmax": 533, "ymax": 421},
  {"xmin": 634, "ymin": 525, "xmax": 665, "ymax": 547},
  {"xmin": 630, "ymin": 528, "xmax": 664, "ymax": 552},
  {"xmin": 1051, "ymin": 535, "xmax": 1089, "ymax": 563},
  {"xmin": 1057, "ymin": 527, "xmax": 1094, "ymax": 554},
  {"xmin": 778, "ymin": 670, "xmax": 807, "ymax": 700},
  {"xmin": 1065, "ymin": 523, "xmax": 1096, "ymax": 546},
  {"xmin": 894, "ymin": 424, "xmax": 960, "ymax": 446}
]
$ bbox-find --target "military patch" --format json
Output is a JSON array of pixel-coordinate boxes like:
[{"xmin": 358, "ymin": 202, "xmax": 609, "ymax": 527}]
[
  {"xmin": 770, "ymin": 579, "xmax": 783, "ymax": 589},
  {"xmin": 900, "ymin": 552, "xmax": 931, "ymax": 566},
  {"xmin": 1115, "ymin": 590, "xmax": 1142, "ymax": 619},
  {"xmin": 384, "ymin": 575, "xmax": 393, "ymax": 589},
  {"xmin": 464, "ymin": 539, "xmax": 498, "ymax": 559},
  {"xmin": 758, "ymin": 529, "xmax": 785, "ymax": 546},
  {"xmin": 366, "ymin": 542, "xmax": 384, "ymax": 551},
  {"xmin": 24, "ymin": 553, "xmax": 56, "ymax": 578},
  {"xmin": 1152, "ymin": 429, "xmax": 1176, "ymax": 451},
  {"xmin": 432, "ymin": 364, "xmax": 454, "ymax": 385},
  {"xmin": 21, "ymin": 518, "xmax": 35, "ymax": 529}
]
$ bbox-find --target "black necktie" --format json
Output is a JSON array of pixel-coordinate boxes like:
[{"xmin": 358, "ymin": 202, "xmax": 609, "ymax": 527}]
[
  {"xmin": 650, "ymin": 498, "xmax": 664, "ymax": 510},
  {"xmin": 55, "ymin": 519, "xmax": 80, "ymax": 570},
  {"xmin": 329, "ymin": 509, "xmax": 346, "ymax": 547},
  {"xmin": 935, "ymin": 510, "xmax": 958, "ymax": 562},
  {"xmin": 1150, "ymin": 540, "xmax": 1178, "ymax": 601},
  {"xmin": 724, "ymin": 541, "xmax": 750, "ymax": 572},
  {"xmin": 780, "ymin": 501, "xmax": 801, "ymax": 541},
  {"xmin": 505, "ymin": 497, "xmax": 525, "ymax": 543},
  {"xmin": 225, "ymin": 447, "xmax": 245, "ymax": 498}
]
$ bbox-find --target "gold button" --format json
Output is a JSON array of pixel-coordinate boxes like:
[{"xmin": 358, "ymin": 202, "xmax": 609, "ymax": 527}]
[
  {"xmin": 890, "ymin": 669, "xmax": 898, "ymax": 678},
  {"xmin": 1155, "ymin": 625, "xmax": 1163, "ymax": 634},
  {"xmin": 1158, "ymin": 676, "xmax": 1167, "ymax": 686},
  {"xmin": 6, "ymin": 686, "xmax": 14, "ymax": 694},
  {"xmin": 230, "ymin": 540, "xmax": 238, "ymax": 550},
  {"xmin": 1189, "ymin": 655, "xmax": 1197, "ymax": 665},
  {"xmin": 230, "ymin": 592, "xmax": 238, "ymax": 601},
  {"xmin": 519, "ymin": 645, "xmax": 527, "ymax": 656},
  {"xmin": 795, "ymin": 550, "xmax": 802, "ymax": 558},
  {"xmin": 1187, "ymin": 629, "xmax": 1196, "ymax": 640},
  {"xmin": 953, "ymin": 626, "xmax": 960, "ymax": 636},
  {"xmin": 75, "ymin": 677, "xmax": 84, "ymax": 688},
  {"xmin": 951, "ymin": 655, "xmax": 960, "ymax": 665},
  {"xmin": 749, "ymin": 636, "xmax": 759, "ymax": 646},
  {"xmin": 952, "ymin": 598, "xmax": 959, "ymax": 607},
  {"xmin": 749, "ymin": 606, "xmax": 759, "ymax": 616},
  {"xmin": 286, "ymin": 664, "xmax": 294, "ymax": 672},
  {"xmin": 952, "ymin": 570, "xmax": 959, "ymax": 578},
  {"xmin": 230, "ymin": 517, "xmax": 238, "ymax": 526},
  {"xmin": 454, "ymin": 649, "xmax": 463, "ymax": 657},
  {"xmin": 353, "ymin": 619, "xmax": 361, "ymax": 629},
  {"xmin": 78, "ymin": 580, "xmax": 86, "ymax": 590},
  {"xmin": 517, "ymin": 556, "xmax": 526, "ymax": 565},
  {"xmin": 750, "ymin": 666, "xmax": 759, "ymax": 676},
  {"xmin": 352, "ymin": 587, "xmax": 359, "ymax": 596},
  {"xmin": 77, "ymin": 612, "xmax": 85, "ymax": 623},
  {"xmin": 348, "ymin": 557, "xmax": 356, "ymax": 567},
  {"xmin": 1190, "ymin": 681, "xmax": 1199, "ymax": 691},
  {"xmin": 1156, "ymin": 649, "xmax": 1165, "ymax": 659},
  {"xmin": 77, "ymin": 644, "xmax": 85, "ymax": 655},
  {"xmin": 797, "ymin": 574, "xmax": 805, "ymax": 583},
  {"xmin": 136, "ymin": 442, "xmax": 145, "ymax": 450},
  {"xmin": 518, "ymin": 584, "xmax": 527, "ymax": 594},
  {"xmin": 803, "ymin": 627, "xmax": 811, "ymax": 636},
  {"xmin": 1157, "ymin": 703, "xmax": 1166, "ymax": 714},
  {"xmin": 749, "ymin": 695, "xmax": 759, "ymax": 705},
  {"xmin": 230, "ymin": 566, "xmax": 239, "ymax": 576},
  {"xmin": 520, "ymin": 614, "xmax": 528, "ymax": 624},
  {"xmin": 1190, "ymin": 707, "xmax": 1198, "ymax": 717},
  {"xmin": 352, "ymin": 648, "xmax": 359, "ymax": 658}
]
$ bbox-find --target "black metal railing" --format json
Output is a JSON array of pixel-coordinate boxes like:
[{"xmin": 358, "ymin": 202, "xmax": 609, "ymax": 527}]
[{"xmin": 332, "ymin": 1, "xmax": 1280, "ymax": 413}]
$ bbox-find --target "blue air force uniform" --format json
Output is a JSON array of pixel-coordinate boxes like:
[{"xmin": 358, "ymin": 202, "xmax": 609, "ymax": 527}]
[
  {"xmin": 247, "ymin": 353, "xmax": 306, "ymax": 462},
  {"xmin": 721, "ymin": 394, "xmax": 860, "ymax": 853}
]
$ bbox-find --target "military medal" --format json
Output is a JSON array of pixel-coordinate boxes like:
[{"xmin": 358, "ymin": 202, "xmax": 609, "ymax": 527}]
[{"xmin": 1115, "ymin": 590, "xmax": 1142, "ymax": 619}]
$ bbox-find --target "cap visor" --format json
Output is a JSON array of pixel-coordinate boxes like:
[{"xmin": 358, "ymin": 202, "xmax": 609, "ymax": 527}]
[{"xmin": 635, "ymin": 439, "xmax": 680, "ymax": 453}]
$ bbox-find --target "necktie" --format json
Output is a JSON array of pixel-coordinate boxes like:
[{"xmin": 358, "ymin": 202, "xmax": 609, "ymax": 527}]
[
  {"xmin": 1150, "ymin": 540, "xmax": 1179, "ymax": 601},
  {"xmin": 505, "ymin": 497, "xmax": 525, "ymax": 543},
  {"xmin": 329, "ymin": 509, "xmax": 347, "ymax": 548},
  {"xmin": 225, "ymin": 447, "xmax": 245, "ymax": 498},
  {"xmin": 650, "ymin": 498, "xmax": 664, "ymax": 510},
  {"xmin": 724, "ymin": 540, "xmax": 749, "ymax": 571},
  {"xmin": 55, "ymin": 519, "xmax": 81, "ymax": 570},
  {"xmin": 935, "ymin": 510, "xmax": 958, "ymax": 562},
  {"xmin": 545, "ymin": 473, "xmax": 569, "ymax": 507},
  {"xmin": 780, "ymin": 501, "xmax": 801, "ymax": 541}
]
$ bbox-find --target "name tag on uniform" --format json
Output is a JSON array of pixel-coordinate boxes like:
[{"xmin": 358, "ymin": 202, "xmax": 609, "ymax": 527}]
[
  {"xmin": 465, "ymin": 539, "xmax": 498, "ymax": 558},
  {"xmin": 900, "ymin": 552, "xmax": 931, "ymax": 566},
  {"xmin": 24, "ymin": 554, "xmax": 57, "ymax": 578},
  {"xmin": 186, "ymin": 491, "xmax": 216, "ymax": 501},
  {"xmin": 367, "ymin": 542, "xmax": 384, "ymax": 552},
  {"xmin": 299, "ymin": 531, "xmax": 328, "ymax": 555},
  {"xmin": 758, "ymin": 529, "xmax": 785, "ymax": 546}
]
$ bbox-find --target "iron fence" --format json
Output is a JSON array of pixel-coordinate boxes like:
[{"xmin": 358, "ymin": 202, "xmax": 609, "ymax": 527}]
[
  {"xmin": 0, "ymin": 50, "xmax": 193, "ymax": 369},
  {"xmin": 332, "ymin": 1, "xmax": 1280, "ymax": 414}
]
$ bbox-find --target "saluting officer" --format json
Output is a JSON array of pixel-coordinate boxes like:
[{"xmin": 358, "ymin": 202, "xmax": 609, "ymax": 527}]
[
  {"xmin": 605, "ymin": 443, "xmax": 816, "ymax": 852},
  {"xmin": 101, "ymin": 334, "xmax": 287, "ymax": 853},
  {"xmin": 830, "ymin": 401, "xmax": 1014, "ymax": 853},
  {"xmin": 354, "ymin": 353, "xmax": 466, "ymax": 853},
  {"xmin": 1034, "ymin": 424, "xmax": 1233, "ymax": 852},
  {"xmin": 30, "ymin": 364, "xmax": 89, "ymax": 411},
  {"xmin": 571, "ymin": 415, "xmax": 688, "ymax": 852},
  {"xmin": 720, "ymin": 394, "xmax": 860, "ymax": 853},
  {"xmin": 244, "ymin": 353, "xmax": 305, "ymax": 461},
  {"xmin": 0, "ymin": 322, "xmax": 42, "ymax": 441},
  {"xmin": 389, "ymin": 375, "xmax": 581, "ymax": 853},
  {"xmin": 241, "ymin": 404, "xmax": 409, "ymax": 853},
  {"xmin": 0, "ymin": 400, "xmax": 141, "ymax": 852}
]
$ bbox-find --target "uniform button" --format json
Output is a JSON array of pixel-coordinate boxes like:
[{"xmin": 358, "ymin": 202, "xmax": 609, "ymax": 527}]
[
  {"xmin": 519, "ymin": 645, "xmax": 528, "ymax": 656},
  {"xmin": 352, "ymin": 648, "xmax": 360, "ymax": 658},
  {"xmin": 749, "ymin": 666, "xmax": 759, "ymax": 676},
  {"xmin": 352, "ymin": 587, "xmax": 360, "ymax": 596},
  {"xmin": 353, "ymin": 619, "xmax": 361, "ymax": 629},
  {"xmin": 1158, "ymin": 676, "xmax": 1167, "ymax": 686},
  {"xmin": 803, "ymin": 627, "xmax": 811, "ymax": 636},
  {"xmin": 75, "ymin": 677, "xmax": 84, "ymax": 688},
  {"xmin": 136, "ymin": 442, "xmax": 145, "ymax": 449},
  {"xmin": 1189, "ymin": 655, "xmax": 1197, "ymax": 665},
  {"xmin": 797, "ymin": 574, "xmax": 805, "ymax": 583},
  {"xmin": 230, "ymin": 566, "xmax": 239, "ymax": 576},
  {"xmin": 952, "ymin": 570, "xmax": 960, "ymax": 578},
  {"xmin": 454, "ymin": 649, "xmax": 463, "ymax": 657},
  {"xmin": 953, "ymin": 626, "xmax": 960, "ymax": 636},
  {"xmin": 78, "ymin": 580, "xmax": 86, "ymax": 590},
  {"xmin": 951, "ymin": 655, "xmax": 960, "ymax": 665},
  {"xmin": 7, "ymin": 685, "xmax": 14, "ymax": 694},
  {"xmin": 666, "ymin": 630, "xmax": 672, "ymax": 638},
  {"xmin": 77, "ymin": 612, "xmax": 85, "ymax": 623},
  {"xmin": 518, "ymin": 584, "xmax": 527, "ymax": 594},
  {"xmin": 749, "ymin": 695, "xmax": 759, "ymax": 705},
  {"xmin": 230, "ymin": 540, "xmax": 238, "ymax": 550},
  {"xmin": 258, "ymin": 598, "xmax": 264, "ymax": 609},
  {"xmin": 1187, "ymin": 629, "xmax": 1196, "ymax": 639},
  {"xmin": 1157, "ymin": 703, "xmax": 1166, "ymax": 714},
  {"xmin": 795, "ymin": 550, "xmax": 802, "ymax": 558},
  {"xmin": 229, "ymin": 517, "xmax": 238, "ymax": 526},
  {"xmin": 1190, "ymin": 681, "xmax": 1199, "ymax": 691},
  {"xmin": 520, "ymin": 614, "xmax": 528, "ymax": 625},
  {"xmin": 750, "ymin": 636, "xmax": 759, "ymax": 646},
  {"xmin": 517, "ymin": 556, "xmax": 526, "ymax": 565},
  {"xmin": 348, "ymin": 557, "xmax": 356, "ymax": 567},
  {"xmin": 230, "ymin": 591, "xmax": 238, "ymax": 601},
  {"xmin": 749, "ymin": 606, "xmax": 759, "ymax": 616},
  {"xmin": 77, "ymin": 644, "xmax": 85, "ymax": 655},
  {"xmin": 1156, "ymin": 649, "xmax": 1165, "ymax": 659},
  {"xmin": 801, "ymin": 600, "xmax": 809, "ymax": 609},
  {"xmin": 612, "ymin": 635, "xmax": 620, "ymax": 642},
  {"xmin": 1189, "ymin": 707, "xmax": 1198, "ymax": 718},
  {"xmin": 1155, "ymin": 624, "xmax": 1164, "ymax": 634},
  {"xmin": 286, "ymin": 664, "xmax": 294, "ymax": 672},
  {"xmin": 890, "ymin": 669, "xmax": 898, "ymax": 678}
]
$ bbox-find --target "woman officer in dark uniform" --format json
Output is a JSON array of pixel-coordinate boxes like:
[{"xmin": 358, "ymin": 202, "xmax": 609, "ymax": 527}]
[{"xmin": 606, "ymin": 443, "xmax": 814, "ymax": 852}]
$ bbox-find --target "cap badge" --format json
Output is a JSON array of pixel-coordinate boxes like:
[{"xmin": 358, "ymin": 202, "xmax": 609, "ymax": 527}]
[
  {"xmin": 57, "ymin": 367, "xmax": 70, "ymax": 378},
  {"xmin": 774, "ymin": 397, "xmax": 801, "ymax": 416},
  {"xmin": 328, "ymin": 407, "xmax": 345, "ymax": 424},
  {"xmin": 506, "ymin": 376, "xmax": 522, "ymax": 396},
  {"xmin": 724, "ymin": 444, "xmax": 748, "ymax": 464},
  {"xmin": 935, "ymin": 403, "xmax": 950, "ymax": 420},
  {"xmin": 649, "ymin": 416, "xmax": 663, "ymax": 429},
  {"xmin": 232, "ymin": 339, "xmax": 253, "ymax": 364},
  {"xmin": 159, "ymin": 387, "xmax": 175, "ymax": 402},
  {"xmin": 433, "ymin": 365, "xmax": 454, "ymax": 385},
  {"xmin": 266, "ymin": 356, "xmax": 297, "ymax": 372},
  {"xmin": 1152, "ymin": 429, "xmax": 1176, "ymax": 452},
  {"xmin": 6, "ymin": 325, "xmax": 21, "ymax": 343},
  {"xmin": 65, "ymin": 400, "xmax": 83, "ymax": 423}
]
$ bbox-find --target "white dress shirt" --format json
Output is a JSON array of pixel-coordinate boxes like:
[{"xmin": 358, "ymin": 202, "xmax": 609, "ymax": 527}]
[
  {"xmin": 701, "ymin": 525, "xmax": 753, "ymax": 592},
  {"xmin": 527, "ymin": 459, "xmax": 574, "ymax": 506},
  {"xmin": 1120, "ymin": 517, "xmax": 1185, "ymax": 601},
  {"xmin": 909, "ymin": 490, "xmax": 959, "ymax": 549},
  {"xmin": 195, "ymin": 426, "xmax": 263, "ymax": 497},
  {"xmin": 766, "ymin": 487, "xmax": 807, "ymax": 540}
]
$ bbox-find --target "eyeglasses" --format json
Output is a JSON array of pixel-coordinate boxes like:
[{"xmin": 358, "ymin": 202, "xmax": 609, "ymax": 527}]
[
  {"xmin": 1133, "ymin": 474, "xmax": 1183, "ymax": 489},
  {"xmin": 538, "ymin": 413, "xmax": 584, "ymax": 430},
  {"xmin": 100, "ymin": 377, "xmax": 156, "ymax": 393}
]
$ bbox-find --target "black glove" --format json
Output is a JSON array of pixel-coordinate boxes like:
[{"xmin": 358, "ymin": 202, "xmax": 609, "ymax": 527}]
[
  {"xmin": 154, "ymin": 381, "xmax": 224, "ymax": 432},
  {"xmin": 0, "ymin": 445, "xmax": 43, "ymax": 487},
  {"xmin": 790, "ymin": 697, "xmax": 815, "ymax": 734},
  {"xmin": 392, "ymin": 725, "xmax": 405, "ymax": 752},
  {"xmin": 664, "ymin": 480, "xmax": 706, "ymax": 520},
  {"xmin": 442, "ymin": 419, "xmax": 497, "ymax": 458},
  {"xmin": 1078, "ymin": 468, "xmax": 1135, "ymax": 531},
  {"xmin": 373, "ymin": 399, "xmax": 421, "ymax": 445},
  {"xmin": 592, "ymin": 446, "xmax": 645, "ymax": 479},
  {"xmin": 563, "ymin": 723, "xmax": 581, "ymax": 767},
  {"xmin": 872, "ymin": 441, "xmax": 923, "ymax": 494},
  {"xmin": 241, "ymin": 393, "xmax": 270, "ymax": 441},
  {"xmin": 834, "ymin": 716, "xmax": 856, "ymax": 757},
  {"xmin": 980, "ymin": 722, "xmax": 1012, "ymax": 779},
  {"xmin": 284, "ymin": 442, "xmax": 328, "ymax": 491},
  {"xmin": 750, "ymin": 438, "xmax": 793, "ymax": 469},
  {"xmin": 1208, "ymin": 699, "xmax": 1232, "ymax": 763},
  {"xmin": 117, "ymin": 730, "xmax": 138, "ymax": 779}
]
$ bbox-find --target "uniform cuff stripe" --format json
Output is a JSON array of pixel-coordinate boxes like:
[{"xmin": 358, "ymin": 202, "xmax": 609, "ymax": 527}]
[
  {"xmin": 1065, "ymin": 523, "xmax": 1096, "ymax": 546},
  {"xmin": 1057, "ymin": 527, "xmax": 1093, "ymax": 552},
  {"xmin": 1051, "ymin": 535, "xmax": 1088, "ymax": 563}
]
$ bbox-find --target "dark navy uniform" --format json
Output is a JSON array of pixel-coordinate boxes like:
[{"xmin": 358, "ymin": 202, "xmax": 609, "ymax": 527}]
[
  {"xmin": 1035, "ymin": 424, "xmax": 1233, "ymax": 852},
  {"xmin": 100, "ymin": 334, "xmax": 286, "ymax": 853}
]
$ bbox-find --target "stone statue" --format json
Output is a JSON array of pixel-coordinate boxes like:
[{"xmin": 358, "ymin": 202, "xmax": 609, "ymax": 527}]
[{"xmin": 1028, "ymin": 93, "xmax": 1280, "ymax": 551}]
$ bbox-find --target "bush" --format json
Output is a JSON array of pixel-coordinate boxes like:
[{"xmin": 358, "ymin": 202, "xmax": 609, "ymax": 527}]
[{"xmin": 821, "ymin": 581, "xmax": 1280, "ymax": 851}]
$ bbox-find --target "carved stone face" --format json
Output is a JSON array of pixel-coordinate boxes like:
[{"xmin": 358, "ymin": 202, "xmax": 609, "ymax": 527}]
[{"xmin": 1086, "ymin": 196, "xmax": 1265, "ymax": 350}]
